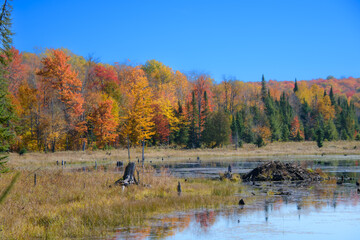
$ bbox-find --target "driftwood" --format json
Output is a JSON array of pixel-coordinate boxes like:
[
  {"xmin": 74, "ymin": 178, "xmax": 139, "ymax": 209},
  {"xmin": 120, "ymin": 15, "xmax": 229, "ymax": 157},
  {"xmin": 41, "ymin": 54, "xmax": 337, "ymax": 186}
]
[{"xmin": 115, "ymin": 162, "xmax": 138, "ymax": 186}]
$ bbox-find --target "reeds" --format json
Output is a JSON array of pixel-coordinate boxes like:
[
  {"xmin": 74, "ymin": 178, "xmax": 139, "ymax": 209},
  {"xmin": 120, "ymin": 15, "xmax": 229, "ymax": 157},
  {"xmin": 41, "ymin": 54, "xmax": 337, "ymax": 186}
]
[{"xmin": 0, "ymin": 167, "xmax": 241, "ymax": 239}]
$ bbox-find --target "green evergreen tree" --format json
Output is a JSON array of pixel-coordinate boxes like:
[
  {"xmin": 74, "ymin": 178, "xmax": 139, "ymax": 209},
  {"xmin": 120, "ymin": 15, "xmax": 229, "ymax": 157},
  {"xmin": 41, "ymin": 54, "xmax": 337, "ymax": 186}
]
[
  {"xmin": 295, "ymin": 131, "xmax": 303, "ymax": 141},
  {"xmin": 281, "ymin": 124, "xmax": 290, "ymax": 141},
  {"xmin": 329, "ymin": 86, "xmax": 336, "ymax": 105},
  {"xmin": 173, "ymin": 101, "xmax": 188, "ymax": 146},
  {"xmin": 200, "ymin": 91, "xmax": 210, "ymax": 145},
  {"xmin": 187, "ymin": 91, "xmax": 199, "ymax": 148},
  {"xmin": 315, "ymin": 115, "xmax": 324, "ymax": 148},
  {"xmin": 202, "ymin": 110, "xmax": 230, "ymax": 148},
  {"xmin": 336, "ymin": 98, "xmax": 357, "ymax": 140},
  {"xmin": 240, "ymin": 108, "xmax": 254, "ymax": 143},
  {"xmin": 255, "ymin": 135, "xmax": 265, "ymax": 148},
  {"xmin": 324, "ymin": 120, "xmax": 338, "ymax": 141},
  {"xmin": 300, "ymin": 100, "xmax": 313, "ymax": 140},
  {"xmin": 261, "ymin": 74, "xmax": 267, "ymax": 102},
  {"xmin": 293, "ymin": 78, "xmax": 298, "ymax": 93},
  {"xmin": 0, "ymin": 0, "xmax": 14, "ymax": 173},
  {"xmin": 264, "ymin": 91, "xmax": 281, "ymax": 141},
  {"xmin": 355, "ymin": 133, "xmax": 360, "ymax": 141},
  {"xmin": 235, "ymin": 111, "xmax": 244, "ymax": 147},
  {"xmin": 316, "ymin": 128, "xmax": 324, "ymax": 148},
  {"xmin": 279, "ymin": 92, "xmax": 293, "ymax": 141}
]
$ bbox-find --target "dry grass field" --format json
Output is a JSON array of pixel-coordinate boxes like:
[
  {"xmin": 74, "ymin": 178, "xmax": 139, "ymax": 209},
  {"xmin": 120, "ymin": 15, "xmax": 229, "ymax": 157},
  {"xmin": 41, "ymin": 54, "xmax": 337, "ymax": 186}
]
[
  {"xmin": 7, "ymin": 141, "xmax": 360, "ymax": 170},
  {"xmin": 0, "ymin": 167, "xmax": 245, "ymax": 239}
]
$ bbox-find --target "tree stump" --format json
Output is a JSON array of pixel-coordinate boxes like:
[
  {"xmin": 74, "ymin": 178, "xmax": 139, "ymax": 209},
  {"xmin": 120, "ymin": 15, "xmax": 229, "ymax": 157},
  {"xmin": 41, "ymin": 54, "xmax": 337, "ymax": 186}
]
[{"xmin": 115, "ymin": 162, "xmax": 138, "ymax": 186}]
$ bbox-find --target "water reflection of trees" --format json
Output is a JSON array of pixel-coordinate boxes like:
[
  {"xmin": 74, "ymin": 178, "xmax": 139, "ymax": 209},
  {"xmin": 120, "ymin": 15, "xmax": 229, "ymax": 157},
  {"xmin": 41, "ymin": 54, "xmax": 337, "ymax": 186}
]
[
  {"xmin": 195, "ymin": 210, "xmax": 216, "ymax": 231},
  {"xmin": 115, "ymin": 181, "xmax": 359, "ymax": 239},
  {"xmin": 114, "ymin": 214, "xmax": 192, "ymax": 240}
]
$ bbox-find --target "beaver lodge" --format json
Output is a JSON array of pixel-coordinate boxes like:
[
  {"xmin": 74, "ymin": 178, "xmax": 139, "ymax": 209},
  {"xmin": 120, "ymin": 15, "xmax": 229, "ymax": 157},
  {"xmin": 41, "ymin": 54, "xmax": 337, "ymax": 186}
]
[{"xmin": 242, "ymin": 161, "xmax": 324, "ymax": 182}]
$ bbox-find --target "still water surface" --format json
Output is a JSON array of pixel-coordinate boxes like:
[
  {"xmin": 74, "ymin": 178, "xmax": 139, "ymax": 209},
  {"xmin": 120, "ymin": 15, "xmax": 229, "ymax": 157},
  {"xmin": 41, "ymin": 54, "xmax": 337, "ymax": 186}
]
[{"xmin": 115, "ymin": 155, "xmax": 360, "ymax": 240}]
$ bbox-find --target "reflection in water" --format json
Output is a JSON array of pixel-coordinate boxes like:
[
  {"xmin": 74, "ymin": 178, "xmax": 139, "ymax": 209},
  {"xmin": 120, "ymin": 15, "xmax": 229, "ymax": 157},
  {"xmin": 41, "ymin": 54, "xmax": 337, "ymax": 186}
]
[
  {"xmin": 152, "ymin": 156, "xmax": 360, "ymax": 180},
  {"xmin": 115, "ymin": 182, "xmax": 360, "ymax": 240},
  {"xmin": 116, "ymin": 157, "xmax": 360, "ymax": 239}
]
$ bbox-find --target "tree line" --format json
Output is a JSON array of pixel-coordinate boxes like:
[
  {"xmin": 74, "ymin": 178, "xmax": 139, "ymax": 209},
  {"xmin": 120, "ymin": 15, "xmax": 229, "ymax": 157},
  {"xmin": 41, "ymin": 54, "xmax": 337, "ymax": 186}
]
[{"xmin": 1, "ymin": 47, "xmax": 359, "ymax": 153}]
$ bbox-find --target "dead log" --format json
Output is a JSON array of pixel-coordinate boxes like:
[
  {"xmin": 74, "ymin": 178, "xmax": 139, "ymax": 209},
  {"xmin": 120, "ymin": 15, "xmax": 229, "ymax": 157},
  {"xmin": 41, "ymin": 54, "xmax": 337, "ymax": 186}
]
[{"xmin": 115, "ymin": 162, "xmax": 138, "ymax": 186}]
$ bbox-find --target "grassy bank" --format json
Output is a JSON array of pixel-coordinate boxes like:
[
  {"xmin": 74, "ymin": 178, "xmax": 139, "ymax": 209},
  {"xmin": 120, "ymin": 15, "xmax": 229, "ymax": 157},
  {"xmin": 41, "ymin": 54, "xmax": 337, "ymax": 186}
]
[
  {"xmin": 0, "ymin": 167, "xmax": 248, "ymax": 239},
  {"xmin": 7, "ymin": 141, "xmax": 360, "ymax": 170}
]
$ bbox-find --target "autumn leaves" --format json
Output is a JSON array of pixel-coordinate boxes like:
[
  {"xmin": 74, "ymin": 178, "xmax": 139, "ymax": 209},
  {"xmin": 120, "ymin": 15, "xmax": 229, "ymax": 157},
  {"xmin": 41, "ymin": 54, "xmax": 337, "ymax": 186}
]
[
  {"xmin": 31, "ymin": 51, "xmax": 186, "ymax": 151},
  {"xmin": 3, "ymin": 47, "xmax": 360, "ymax": 152}
]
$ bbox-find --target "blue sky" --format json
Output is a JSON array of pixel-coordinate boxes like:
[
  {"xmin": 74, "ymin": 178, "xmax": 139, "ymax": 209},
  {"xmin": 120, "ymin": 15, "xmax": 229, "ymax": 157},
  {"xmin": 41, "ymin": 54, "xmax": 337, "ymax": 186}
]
[{"xmin": 12, "ymin": 0, "xmax": 360, "ymax": 82}]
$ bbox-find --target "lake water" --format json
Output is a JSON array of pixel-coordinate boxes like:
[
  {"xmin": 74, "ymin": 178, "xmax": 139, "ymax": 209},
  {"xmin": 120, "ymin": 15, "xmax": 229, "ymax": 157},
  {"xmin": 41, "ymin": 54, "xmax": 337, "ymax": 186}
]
[{"xmin": 115, "ymin": 155, "xmax": 360, "ymax": 240}]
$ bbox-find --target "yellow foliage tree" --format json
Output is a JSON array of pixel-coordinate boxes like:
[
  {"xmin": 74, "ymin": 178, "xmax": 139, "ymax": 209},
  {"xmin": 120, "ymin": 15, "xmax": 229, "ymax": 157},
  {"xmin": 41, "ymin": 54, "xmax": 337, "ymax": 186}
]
[
  {"xmin": 317, "ymin": 95, "xmax": 335, "ymax": 121},
  {"xmin": 120, "ymin": 67, "xmax": 155, "ymax": 146}
]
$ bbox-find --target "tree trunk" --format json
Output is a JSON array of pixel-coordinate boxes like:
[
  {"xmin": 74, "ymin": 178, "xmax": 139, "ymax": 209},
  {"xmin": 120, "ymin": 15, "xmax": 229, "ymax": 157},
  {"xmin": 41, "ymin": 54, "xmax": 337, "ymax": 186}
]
[{"xmin": 115, "ymin": 162, "xmax": 137, "ymax": 186}]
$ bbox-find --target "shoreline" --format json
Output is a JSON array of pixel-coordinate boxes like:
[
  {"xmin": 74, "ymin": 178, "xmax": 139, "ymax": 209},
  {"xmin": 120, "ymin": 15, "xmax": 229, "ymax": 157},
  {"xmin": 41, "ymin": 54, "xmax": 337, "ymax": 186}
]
[{"xmin": 7, "ymin": 141, "xmax": 360, "ymax": 170}]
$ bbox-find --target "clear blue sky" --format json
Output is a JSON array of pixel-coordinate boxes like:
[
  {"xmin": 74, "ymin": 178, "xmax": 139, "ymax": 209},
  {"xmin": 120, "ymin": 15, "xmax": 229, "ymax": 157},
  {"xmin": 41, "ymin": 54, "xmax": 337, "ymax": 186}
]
[{"xmin": 12, "ymin": 0, "xmax": 360, "ymax": 82}]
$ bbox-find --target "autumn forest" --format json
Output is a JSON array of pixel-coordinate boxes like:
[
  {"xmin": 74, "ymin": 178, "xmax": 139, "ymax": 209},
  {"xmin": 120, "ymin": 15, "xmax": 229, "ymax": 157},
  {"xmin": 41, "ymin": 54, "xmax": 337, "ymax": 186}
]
[{"xmin": 0, "ymin": 47, "xmax": 359, "ymax": 153}]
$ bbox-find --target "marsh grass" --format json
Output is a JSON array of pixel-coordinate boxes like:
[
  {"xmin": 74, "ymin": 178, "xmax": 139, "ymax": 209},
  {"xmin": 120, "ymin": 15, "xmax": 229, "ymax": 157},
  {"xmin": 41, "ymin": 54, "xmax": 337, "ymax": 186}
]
[
  {"xmin": 0, "ymin": 166, "xmax": 243, "ymax": 239},
  {"xmin": 8, "ymin": 141, "xmax": 360, "ymax": 171}
]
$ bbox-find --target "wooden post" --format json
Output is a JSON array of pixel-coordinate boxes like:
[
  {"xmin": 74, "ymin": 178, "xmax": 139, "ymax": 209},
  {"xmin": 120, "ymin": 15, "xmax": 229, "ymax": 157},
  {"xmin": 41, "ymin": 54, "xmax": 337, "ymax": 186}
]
[
  {"xmin": 137, "ymin": 170, "xmax": 140, "ymax": 184},
  {"xmin": 127, "ymin": 135, "xmax": 131, "ymax": 163},
  {"xmin": 177, "ymin": 181, "xmax": 181, "ymax": 196},
  {"xmin": 142, "ymin": 139, "xmax": 145, "ymax": 168},
  {"xmin": 34, "ymin": 174, "xmax": 37, "ymax": 186}
]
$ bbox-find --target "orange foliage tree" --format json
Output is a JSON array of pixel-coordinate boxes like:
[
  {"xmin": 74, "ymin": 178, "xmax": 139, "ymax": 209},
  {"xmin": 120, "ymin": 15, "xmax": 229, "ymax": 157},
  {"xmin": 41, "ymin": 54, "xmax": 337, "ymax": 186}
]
[
  {"xmin": 289, "ymin": 116, "xmax": 304, "ymax": 140},
  {"xmin": 4, "ymin": 47, "xmax": 27, "ymax": 95},
  {"xmin": 37, "ymin": 49, "xmax": 86, "ymax": 150},
  {"xmin": 87, "ymin": 97, "xmax": 118, "ymax": 148}
]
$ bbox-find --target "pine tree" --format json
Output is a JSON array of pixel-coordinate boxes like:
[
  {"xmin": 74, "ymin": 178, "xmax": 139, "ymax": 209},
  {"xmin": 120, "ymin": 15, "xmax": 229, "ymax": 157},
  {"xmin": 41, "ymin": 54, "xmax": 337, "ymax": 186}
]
[
  {"xmin": 316, "ymin": 128, "xmax": 324, "ymax": 148},
  {"xmin": 200, "ymin": 91, "xmax": 210, "ymax": 145},
  {"xmin": 295, "ymin": 131, "xmax": 303, "ymax": 141},
  {"xmin": 300, "ymin": 100, "xmax": 312, "ymax": 140},
  {"xmin": 293, "ymin": 78, "xmax": 298, "ymax": 93},
  {"xmin": 324, "ymin": 120, "xmax": 338, "ymax": 141},
  {"xmin": 187, "ymin": 91, "xmax": 199, "ymax": 148},
  {"xmin": 315, "ymin": 116, "xmax": 324, "ymax": 148},
  {"xmin": 264, "ymin": 91, "xmax": 281, "ymax": 141},
  {"xmin": 255, "ymin": 135, "xmax": 265, "ymax": 148},
  {"xmin": 173, "ymin": 101, "xmax": 188, "ymax": 146},
  {"xmin": 202, "ymin": 110, "xmax": 230, "ymax": 148},
  {"xmin": 0, "ymin": 0, "xmax": 13, "ymax": 173},
  {"xmin": 329, "ymin": 86, "xmax": 335, "ymax": 106},
  {"xmin": 261, "ymin": 74, "xmax": 267, "ymax": 102},
  {"xmin": 235, "ymin": 111, "xmax": 244, "ymax": 147}
]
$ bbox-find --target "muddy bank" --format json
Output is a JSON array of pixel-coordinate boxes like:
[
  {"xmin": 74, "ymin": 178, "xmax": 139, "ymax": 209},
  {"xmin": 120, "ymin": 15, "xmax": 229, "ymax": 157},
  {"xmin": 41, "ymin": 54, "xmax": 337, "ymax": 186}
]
[{"xmin": 242, "ymin": 161, "xmax": 323, "ymax": 182}]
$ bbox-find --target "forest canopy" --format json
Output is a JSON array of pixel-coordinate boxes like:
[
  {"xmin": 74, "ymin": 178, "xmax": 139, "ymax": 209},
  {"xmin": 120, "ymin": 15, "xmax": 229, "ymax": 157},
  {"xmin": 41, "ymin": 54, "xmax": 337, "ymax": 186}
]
[{"xmin": 1, "ymin": 48, "xmax": 360, "ymax": 152}]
